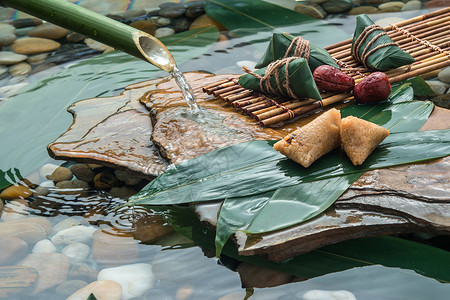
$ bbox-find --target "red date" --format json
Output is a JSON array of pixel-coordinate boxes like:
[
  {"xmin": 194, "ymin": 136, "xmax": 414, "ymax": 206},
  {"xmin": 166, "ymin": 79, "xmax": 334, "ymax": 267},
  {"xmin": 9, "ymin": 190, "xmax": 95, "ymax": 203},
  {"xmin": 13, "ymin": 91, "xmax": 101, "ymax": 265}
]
[
  {"xmin": 313, "ymin": 65, "xmax": 355, "ymax": 93},
  {"xmin": 354, "ymin": 72, "xmax": 391, "ymax": 104}
]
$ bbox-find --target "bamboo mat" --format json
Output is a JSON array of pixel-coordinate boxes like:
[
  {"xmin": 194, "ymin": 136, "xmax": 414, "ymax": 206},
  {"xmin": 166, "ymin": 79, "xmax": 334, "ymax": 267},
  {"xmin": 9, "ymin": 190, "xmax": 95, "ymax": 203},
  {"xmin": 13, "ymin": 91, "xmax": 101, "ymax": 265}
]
[{"xmin": 202, "ymin": 7, "xmax": 450, "ymax": 127}]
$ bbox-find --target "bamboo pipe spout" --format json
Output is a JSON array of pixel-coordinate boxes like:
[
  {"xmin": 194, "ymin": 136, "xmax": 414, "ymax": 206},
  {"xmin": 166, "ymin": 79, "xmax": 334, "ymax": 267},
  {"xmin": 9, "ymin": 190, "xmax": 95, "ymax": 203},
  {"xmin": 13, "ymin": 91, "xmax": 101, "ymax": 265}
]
[{"xmin": 1, "ymin": 0, "xmax": 176, "ymax": 72}]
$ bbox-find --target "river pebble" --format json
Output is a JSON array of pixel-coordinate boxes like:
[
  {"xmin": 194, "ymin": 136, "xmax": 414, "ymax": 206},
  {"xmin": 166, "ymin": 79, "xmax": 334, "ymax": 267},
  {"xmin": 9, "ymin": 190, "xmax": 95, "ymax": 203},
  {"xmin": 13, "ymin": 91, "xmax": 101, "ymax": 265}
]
[
  {"xmin": 301, "ymin": 290, "xmax": 357, "ymax": 300},
  {"xmin": 1, "ymin": 199, "xmax": 30, "ymax": 221},
  {"xmin": 114, "ymin": 169, "xmax": 142, "ymax": 186},
  {"xmin": 32, "ymin": 239, "xmax": 56, "ymax": 254},
  {"xmin": 0, "ymin": 33, "xmax": 16, "ymax": 47},
  {"xmin": 0, "ymin": 237, "xmax": 28, "ymax": 266},
  {"xmin": 46, "ymin": 166, "xmax": 73, "ymax": 182},
  {"xmin": 0, "ymin": 266, "xmax": 38, "ymax": 298},
  {"xmin": 51, "ymin": 225, "xmax": 96, "ymax": 245},
  {"xmin": 11, "ymin": 18, "xmax": 42, "ymax": 29},
  {"xmin": 53, "ymin": 216, "xmax": 81, "ymax": 234},
  {"xmin": 97, "ymin": 263, "xmax": 156, "ymax": 299},
  {"xmin": 349, "ymin": 6, "xmax": 380, "ymax": 15},
  {"xmin": 29, "ymin": 23, "xmax": 69, "ymax": 40},
  {"xmin": 150, "ymin": 16, "xmax": 172, "ymax": 27},
  {"xmin": 9, "ymin": 62, "xmax": 32, "ymax": 76},
  {"xmin": 159, "ymin": 2, "xmax": 187, "ymax": 18},
  {"xmin": 92, "ymin": 229, "xmax": 139, "ymax": 267},
  {"xmin": 20, "ymin": 253, "xmax": 70, "ymax": 294},
  {"xmin": 402, "ymin": 0, "xmax": 422, "ymax": 11},
  {"xmin": 109, "ymin": 186, "xmax": 138, "ymax": 199},
  {"xmin": 379, "ymin": 1, "xmax": 404, "ymax": 12},
  {"xmin": 62, "ymin": 242, "xmax": 91, "ymax": 263},
  {"xmin": 155, "ymin": 27, "xmax": 176, "ymax": 38},
  {"xmin": 0, "ymin": 51, "xmax": 28, "ymax": 65},
  {"xmin": 0, "ymin": 65, "xmax": 7, "ymax": 76},
  {"xmin": 12, "ymin": 37, "xmax": 61, "ymax": 55},
  {"xmin": 0, "ymin": 23, "xmax": 16, "ymax": 34},
  {"xmin": 237, "ymin": 263, "xmax": 293, "ymax": 288},
  {"xmin": 426, "ymin": 80, "xmax": 450, "ymax": 95},
  {"xmin": 0, "ymin": 184, "xmax": 32, "ymax": 200},
  {"xmin": 190, "ymin": 14, "xmax": 227, "ymax": 31},
  {"xmin": 66, "ymin": 280, "xmax": 122, "ymax": 300},
  {"xmin": 66, "ymin": 32, "xmax": 85, "ymax": 43},
  {"xmin": 69, "ymin": 262, "xmax": 99, "ymax": 282},
  {"xmin": 186, "ymin": 1, "xmax": 205, "ymax": 19},
  {"xmin": 171, "ymin": 17, "xmax": 192, "ymax": 33},
  {"xmin": 27, "ymin": 53, "xmax": 48, "ymax": 64},
  {"xmin": 84, "ymin": 38, "xmax": 114, "ymax": 53},
  {"xmin": 71, "ymin": 163, "xmax": 96, "ymax": 182},
  {"xmin": 122, "ymin": 8, "xmax": 147, "ymax": 19},
  {"xmin": 294, "ymin": 3, "xmax": 327, "ymax": 19},
  {"xmin": 321, "ymin": 0, "xmax": 353, "ymax": 13},
  {"xmin": 55, "ymin": 280, "xmax": 88, "ymax": 298},
  {"xmin": 438, "ymin": 66, "xmax": 450, "ymax": 83},
  {"xmin": 133, "ymin": 213, "xmax": 173, "ymax": 242},
  {"xmin": 129, "ymin": 20, "xmax": 157, "ymax": 35}
]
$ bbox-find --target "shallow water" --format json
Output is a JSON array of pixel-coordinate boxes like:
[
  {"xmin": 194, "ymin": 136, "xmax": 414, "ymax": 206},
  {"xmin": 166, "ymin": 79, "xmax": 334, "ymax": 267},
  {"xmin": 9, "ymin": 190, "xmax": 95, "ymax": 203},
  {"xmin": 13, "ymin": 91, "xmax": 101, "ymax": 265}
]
[
  {"xmin": 0, "ymin": 3, "xmax": 449, "ymax": 300},
  {"xmin": 171, "ymin": 66, "xmax": 201, "ymax": 111}
]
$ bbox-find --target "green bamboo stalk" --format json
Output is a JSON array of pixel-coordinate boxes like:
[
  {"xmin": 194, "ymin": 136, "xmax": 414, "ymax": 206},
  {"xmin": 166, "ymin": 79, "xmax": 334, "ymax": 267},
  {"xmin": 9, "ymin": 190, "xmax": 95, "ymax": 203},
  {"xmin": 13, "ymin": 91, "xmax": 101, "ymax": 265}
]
[{"xmin": 0, "ymin": 0, "xmax": 176, "ymax": 72}]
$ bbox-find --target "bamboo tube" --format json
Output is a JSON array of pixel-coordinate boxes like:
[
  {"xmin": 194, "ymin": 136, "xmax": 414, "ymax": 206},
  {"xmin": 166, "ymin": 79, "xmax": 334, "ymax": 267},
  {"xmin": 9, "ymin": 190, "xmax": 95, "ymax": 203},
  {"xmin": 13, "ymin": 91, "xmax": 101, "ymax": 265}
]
[
  {"xmin": 202, "ymin": 79, "xmax": 230, "ymax": 93},
  {"xmin": 388, "ymin": 58, "xmax": 450, "ymax": 83},
  {"xmin": 261, "ymin": 101, "xmax": 323, "ymax": 127},
  {"xmin": 224, "ymin": 91, "xmax": 253, "ymax": 102},
  {"xmin": 219, "ymin": 88, "xmax": 246, "ymax": 99},
  {"xmin": 255, "ymin": 99, "xmax": 315, "ymax": 121},
  {"xmin": 1, "ymin": 0, "xmax": 175, "ymax": 72},
  {"xmin": 233, "ymin": 96, "xmax": 263, "ymax": 108},
  {"xmin": 212, "ymin": 84, "xmax": 241, "ymax": 97},
  {"xmin": 206, "ymin": 81, "xmax": 236, "ymax": 94}
]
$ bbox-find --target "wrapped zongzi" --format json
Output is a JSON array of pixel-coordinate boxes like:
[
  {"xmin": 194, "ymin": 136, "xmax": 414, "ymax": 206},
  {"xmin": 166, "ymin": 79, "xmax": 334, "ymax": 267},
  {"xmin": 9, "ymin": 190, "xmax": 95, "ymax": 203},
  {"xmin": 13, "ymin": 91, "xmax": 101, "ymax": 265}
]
[
  {"xmin": 239, "ymin": 57, "xmax": 322, "ymax": 100},
  {"xmin": 255, "ymin": 33, "xmax": 340, "ymax": 71},
  {"xmin": 351, "ymin": 14, "xmax": 415, "ymax": 70}
]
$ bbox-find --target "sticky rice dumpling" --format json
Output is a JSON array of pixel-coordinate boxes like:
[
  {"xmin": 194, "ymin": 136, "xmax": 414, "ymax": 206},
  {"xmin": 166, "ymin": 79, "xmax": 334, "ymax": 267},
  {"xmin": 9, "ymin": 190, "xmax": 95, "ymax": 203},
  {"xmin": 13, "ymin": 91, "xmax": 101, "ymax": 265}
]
[
  {"xmin": 273, "ymin": 108, "xmax": 341, "ymax": 167},
  {"xmin": 255, "ymin": 33, "xmax": 340, "ymax": 71},
  {"xmin": 239, "ymin": 57, "xmax": 322, "ymax": 100},
  {"xmin": 352, "ymin": 14, "xmax": 415, "ymax": 71},
  {"xmin": 340, "ymin": 116, "xmax": 390, "ymax": 166}
]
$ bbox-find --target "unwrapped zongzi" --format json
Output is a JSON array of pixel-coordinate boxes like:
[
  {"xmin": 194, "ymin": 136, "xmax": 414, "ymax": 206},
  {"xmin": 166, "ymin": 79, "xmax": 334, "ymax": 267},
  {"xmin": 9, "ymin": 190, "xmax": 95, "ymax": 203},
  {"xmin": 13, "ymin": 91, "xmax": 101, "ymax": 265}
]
[
  {"xmin": 255, "ymin": 33, "xmax": 340, "ymax": 71},
  {"xmin": 351, "ymin": 14, "xmax": 415, "ymax": 70},
  {"xmin": 239, "ymin": 57, "xmax": 322, "ymax": 100}
]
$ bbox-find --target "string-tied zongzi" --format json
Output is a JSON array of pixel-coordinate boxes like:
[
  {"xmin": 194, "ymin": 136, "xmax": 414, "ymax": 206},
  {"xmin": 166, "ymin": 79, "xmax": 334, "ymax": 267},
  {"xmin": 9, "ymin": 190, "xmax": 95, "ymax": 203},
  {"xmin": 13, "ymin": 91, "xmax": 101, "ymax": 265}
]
[
  {"xmin": 351, "ymin": 14, "xmax": 415, "ymax": 70},
  {"xmin": 239, "ymin": 57, "xmax": 322, "ymax": 100},
  {"xmin": 255, "ymin": 33, "xmax": 339, "ymax": 71}
]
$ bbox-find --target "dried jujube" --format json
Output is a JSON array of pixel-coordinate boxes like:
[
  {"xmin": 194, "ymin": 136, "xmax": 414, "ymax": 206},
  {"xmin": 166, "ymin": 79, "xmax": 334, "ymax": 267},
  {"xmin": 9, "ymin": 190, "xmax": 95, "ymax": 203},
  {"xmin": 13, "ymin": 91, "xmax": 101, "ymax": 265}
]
[
  {"xmin": 354, "ymin": 72, "xmax": 391, "ymax": 104},
  {"xmin": 313, "ymin": 65, "xmax": 355, "ymax": 93}
]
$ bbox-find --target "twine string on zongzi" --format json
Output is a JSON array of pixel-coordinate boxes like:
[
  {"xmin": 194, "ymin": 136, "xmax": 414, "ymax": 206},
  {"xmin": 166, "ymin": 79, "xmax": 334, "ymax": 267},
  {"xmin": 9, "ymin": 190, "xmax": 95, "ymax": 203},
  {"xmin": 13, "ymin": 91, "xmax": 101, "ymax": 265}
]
[
  {"xmin": 242, "ymin": 57, "xmax": 298, "ymax": 99},
  {"xmin": 390, "ymin": 24, "xmax": 450, "ymax": 57},
  {"xmin": 352, "ymin": 24, "xmax": 397, "ymax": 68},
  {"xmin": 332, "ymin": 57, "xmax": 367, "ymax": 78},
  {"xmin": 284, "ymin": 36, "xmax": 311, "ymax": 62}
]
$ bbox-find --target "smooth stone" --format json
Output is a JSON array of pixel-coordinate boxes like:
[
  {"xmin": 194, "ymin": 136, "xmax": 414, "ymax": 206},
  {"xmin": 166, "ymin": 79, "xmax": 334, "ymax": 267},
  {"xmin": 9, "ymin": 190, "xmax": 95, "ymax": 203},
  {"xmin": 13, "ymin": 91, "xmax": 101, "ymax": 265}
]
[
  {"xmin": 27, "ymin": 53, "xmax": 48, "ymax": 65},
  {"xmin": 33, "ymin": 181, "xmax": 54, "ymax": 197},
  {"xmin": 68, "ymin": 263, "xmax": 99, "ymax": 282},
  {"xmin": 426, "ymin": 80, "xmax": 450, "ymax": 95},
  {"xmin": 438, "ymin": 66, "xmax": 450, "ymax": 83},
  {"xmin": 302, "ymin": 290, "xmax": 357, "ymax": 300},
  {"xmin": 176, "ymin": 285, "xmax": 194, "ymax": 300},
  {"xmin": 66, "ymin": 280, "xmax": 122, "ymax": 300},
  {"xmin": 9, "ymin": 62, "xmax": 31, "ymax": 76},
  {"xmin": 321, "ymin": 0, "xmax": 352, "ymax": 13},
  {"xmin": 0, "ymin": 51, "xmax": 28, "ymax": 65},
  {"xmin": 32, "ymin": 239, "xmax": 56, "ymax": 254},
  {"xmin": 55, "ymin": 280, "xmax": 88, "ymax": 298},
  {"xmin": 375, "ymin": 17, "xmax": 406, "ymax": 27},
  {"xmin": 307, "ymin": 0, "xmax": 328, "ymax": 3},
  {"xmin": 38, "ymin": 163, "xmax": 60, "ymax": 179},
  {"xmin": 237, "ymin": 263, "xmax": 293, "ymax": 288},
  {"xmin": 425, "ymin": 0, "xmax": 450, "ymax": 9},
  {"xmin": 189, "ymin": 14, "xmax": 227, "ymax": 31},
  {"xmin": 0, "ymin": 222, "xmax": 46, "ymax": 244},
  {"xmin": 0, "ymin": 33, "xmax": 16, "ymax": 47},
  {"xmin": 236, "ymin": 60, "xmax": 257, "ymax": 70},
  {"xmin": 109, "ymin": 186, "xmax": 138, "ymax": 199},
  {"xmin": 0, "ymin": 266, "xmax": 38, "ymax": 298},
  {"xmin": 150, "ymin": 16, "xmax": 172, "ymax": 27},
  {"xmin": 55, "ymin": 179, "xmax": 90, "ymax": 195},
  {"xmin": 53, "ymin": 216, "xmax": 81, "ymax": 234},
  {"xmin": 0, "ymin": 185, "xmax": 32, "ymax": 200},
  {"xmin": 0, "ymin": 23, "xmax": 15, "ymax": 35},
  {"xmin": 432, "ymin": 94, "xmax": 450, "ymax": 109},
  {"xmin": 46, "ymin": 166, "xmax": 73, "ymax": 182},
  {"xmin": 122, "ymin": 8, "xmax": 146, "ymax": 19},
  {"xmin": 349, "ymin": 6, "xmax": 380, "ymax": 14},
  {"xmin": 129, "ymin": 20, "xmax": 157, "ymax": 35},
  {"xmin": 11, "ymin": 18, "xmax": 42, "ymax": 29},
  {"xmin": 12, "ymin": 37, "xmax": 61, "ymax": 55},
  {"xmin": 92, "ymin": 229, "xmax": 139, "ymax": 267},
  {"xmin": 28, "ymin": 23, "xmax": 69, "ymax": 40},
  {"xmin": 378, "ymin": 1, "xmax": 404, "ymax": 12},
  {"xmin": 93, "ymin": 170, "xmax": 120, "ymax": 190},
  {"xmin": 114, "ymin": 169, "xmax": 142, "ymax": 186},
  {"xmin": 186, "ymin": 2, "xmax": 205, "ymax": 19},
  {"xmin": 51, "ymin": 225, "xmax": 96, "ymax": 245},
  {"xmin": 84, "ymin": 38, "xmax": 114, "ymax": 53},
  {"xmin": 142, "ymin": 288, "xmax": 174, "ymax": 300},
  {"xmin": 0, "ymin": 65, "xmax": 6, "ymax": 76},
  {"xmin": 159, "ymin": 2, "xmax": 187, "ymax": 18},
  {"xmin": 1, "ymin": 199, "xmax": 30, "ymax": 221},
  {"xmin": 15, "ymin": 26, "xmax": 34, "ymax": 37},
  {"xmin": 71, "ymin": 164, "xmax": 96, "ymax": 182},
  {"xmin": 171, "ymin": 17, "xmax": 192, "ymax": 33},
  {"xmin": 155, "ymin": 27, "xmax": 176, "ymax": 38},
  {"xmin": 62, "ymin": 242, "xmax": 91, "ymax": 263},
  {"xmin": 0, "ymin": 237, "xmax": 28, "ymax": 266},
  {"xmin": 133, "ymin": 213, "xmax": 173, "ymax": 243},
  {"xmin": 97, "ymin": 263, "xmax": 156, "ymax": 299},
  {"xmin": 6, "ymin": 216, "xmax": 52, "ymax": 236},
  {"xmin": 66, "ymin": 32, "xmax": 85, "ymax": 43},
  {"xmin": 294, "ymin": 3, "xmax": 327, "ymax": 19},
  {"xmin": 402, "ymin": 0, "xmax": 422, "ymax": 11},
  {"xmin": 20, "ymin": 253, "xmax": 70, "ymax": 294},
  {"xmin": 365, "ymin": 0, "xmax": 389, "ymax": 3}
]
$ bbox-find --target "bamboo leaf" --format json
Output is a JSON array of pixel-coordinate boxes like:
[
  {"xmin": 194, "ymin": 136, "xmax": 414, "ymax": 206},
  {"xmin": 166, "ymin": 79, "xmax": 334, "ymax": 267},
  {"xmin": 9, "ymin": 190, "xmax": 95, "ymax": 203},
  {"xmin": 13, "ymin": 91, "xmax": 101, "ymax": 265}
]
[
  {"xmin": 0, "ymin": 26, "xmax": 218, "ymax": 181},
  {"xmin": 0, "ymin": 168, "xmax": 22, "ymax": 191}
]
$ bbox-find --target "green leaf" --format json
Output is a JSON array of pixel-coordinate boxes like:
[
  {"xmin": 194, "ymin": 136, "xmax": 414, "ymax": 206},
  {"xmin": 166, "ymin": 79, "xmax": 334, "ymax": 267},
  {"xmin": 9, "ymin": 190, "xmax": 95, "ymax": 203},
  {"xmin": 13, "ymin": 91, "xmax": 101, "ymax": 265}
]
[
  {"xmin": 0, "ymin": 168, "xmax": 22, "ymax": 190},
  {"xmin": 0, "ymin": 26, "xmax": 218, "ymax": 180},
  {"xmin": 128, "ymin": 129, "xmax": 449, "ymax": 207},
  {"xmin": 87, "ymin": 293, "xmax": 98, "ymax": 300},
  {"xmin": 205, "ymin": 0, "xmax": 349, "ymax": 47},
  {"xmin": 391, "ymin": 76, "xmax": 435, "ymax": 98}
]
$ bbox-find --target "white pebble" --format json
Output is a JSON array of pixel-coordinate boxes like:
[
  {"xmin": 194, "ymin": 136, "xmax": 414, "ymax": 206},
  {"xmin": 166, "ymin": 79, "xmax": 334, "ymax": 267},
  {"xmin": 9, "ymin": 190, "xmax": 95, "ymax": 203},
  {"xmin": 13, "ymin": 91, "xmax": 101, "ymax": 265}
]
[
  {"xmin": 302, "ymin": 290, "xmax": 357, "ymax": 300},
  {"xmin": 438, "ymin": 66, "xmax": 450, "ymax": 83},
  {"xmin": 53, "ymin": 217, "xmax": 81, "ymax": 234},
  {"xmin": 32, "ymin": 239, "xmax": 56, "ymax": 253},
  {"xmin": 154, "ymin": 27, "xmax": 175, "ymax": 38},
  {"xmin": 51, "ymin": 225, "xmax": 96, "ymax": 245},
  {"xmin": 39, "ymin": 163, "xmax": 60, "ymax": 179},
  {"xmin": 62, "ymin": 242, "xmax": 91, "ymax": 263},
  {"xmin": 236, "ymin": 60, "xmax": 257, "ymax": 70}
]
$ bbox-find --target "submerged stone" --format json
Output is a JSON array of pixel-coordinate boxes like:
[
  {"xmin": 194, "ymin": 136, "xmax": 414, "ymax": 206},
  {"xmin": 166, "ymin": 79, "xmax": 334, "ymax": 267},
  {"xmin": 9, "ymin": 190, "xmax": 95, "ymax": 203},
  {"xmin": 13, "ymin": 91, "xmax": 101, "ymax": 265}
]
[
  {"xmin": 0, "ymin": 185, "xmax": 32, "ymax": 200},
  {"xmin": 92, "ymin": 229, "xmax": 139, "ymax": 267},
  {"xmin": 0, "ymin": 266, "xmax": 38, "ymax": 298},
  {"xmin": 0, "ymin": 237, "xmax": 28, "ymax": 266},
  {"xmin": 66, "ymin": 280, "xmax": 122, "ymax": 300}
]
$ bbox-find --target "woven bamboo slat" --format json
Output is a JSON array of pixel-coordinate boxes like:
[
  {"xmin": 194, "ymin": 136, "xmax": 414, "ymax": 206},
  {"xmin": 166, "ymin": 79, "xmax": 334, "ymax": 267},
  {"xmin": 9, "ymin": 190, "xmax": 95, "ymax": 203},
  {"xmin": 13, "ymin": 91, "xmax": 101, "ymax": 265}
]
[{"xmin": 202, "ymin": 7, "xmax": 450, "ymax": 127}]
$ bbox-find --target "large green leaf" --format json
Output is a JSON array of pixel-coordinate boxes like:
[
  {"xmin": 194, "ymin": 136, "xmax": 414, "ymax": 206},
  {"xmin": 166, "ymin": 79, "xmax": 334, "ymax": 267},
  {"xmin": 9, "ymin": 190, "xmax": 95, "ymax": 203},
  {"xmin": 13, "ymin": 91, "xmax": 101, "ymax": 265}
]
[
  {"xmin": 164, "ymin": 205, "xmax": 450, "ymax": 284},
  {"xmin": 205, "ymin": 0, "xmax": 348, "ymax": 47},
  {"xmin": 0, "ymin": 26, "xmax": 218, "ymax": 184},
  {"xmin": 0, "ymin": 168, "xmax": 22, "ymax": 191}
]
